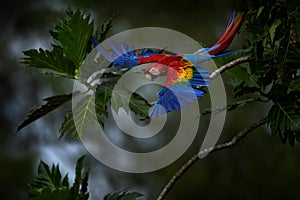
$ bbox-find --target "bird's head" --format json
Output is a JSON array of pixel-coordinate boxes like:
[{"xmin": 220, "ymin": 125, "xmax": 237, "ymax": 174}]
[{"xmin": 144, "ymin": 63, "xmax": 168, "ymax": 81}]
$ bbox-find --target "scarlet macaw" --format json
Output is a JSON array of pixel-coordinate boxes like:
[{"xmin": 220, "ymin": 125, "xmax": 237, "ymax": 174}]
[{"xmin": 92, "ymin": 12, "xmax": 245, "ymax": 117}]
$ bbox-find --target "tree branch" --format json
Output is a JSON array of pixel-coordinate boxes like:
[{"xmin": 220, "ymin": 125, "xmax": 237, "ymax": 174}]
[
  {"xmin": 157, "ymin": 116, "xmax": 268, "ymax": 200},
  {"xmin": 210, "ymin": 56, "xmax": 251, "ymax": 80}
]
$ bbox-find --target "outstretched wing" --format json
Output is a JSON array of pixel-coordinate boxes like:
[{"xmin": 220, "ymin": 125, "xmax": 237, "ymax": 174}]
[
  {"xmin": 91, "ymin": 38, "xmax": 159, "ymax": 68},
  {"xmin": 149, "ymin": 66, "xmax": 210, "ymax": 117},
  {"xmin": 149, "ymin": 82, "xmax": 206, "ymax": 117}
]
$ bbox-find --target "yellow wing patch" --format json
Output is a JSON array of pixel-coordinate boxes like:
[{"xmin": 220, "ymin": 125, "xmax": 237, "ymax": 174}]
[{"xmin": 173, "ymin": 66, "xmax": 194, "ymax": 84}]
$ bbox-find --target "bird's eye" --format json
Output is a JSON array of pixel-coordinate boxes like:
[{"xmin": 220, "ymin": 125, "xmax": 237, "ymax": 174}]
[{"xmin": 149, "ymin": 67, "xmax": 160, "ymax": 76}]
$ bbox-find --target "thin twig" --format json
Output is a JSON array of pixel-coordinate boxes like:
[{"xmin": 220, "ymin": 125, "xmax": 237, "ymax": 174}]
[
  {"xmin": 157, "ymin": 117, "xmax": 268, "ymax": 200},
  {"xmin": 210, "ymin": 56, "xmax": 251, "ymax": 80}
]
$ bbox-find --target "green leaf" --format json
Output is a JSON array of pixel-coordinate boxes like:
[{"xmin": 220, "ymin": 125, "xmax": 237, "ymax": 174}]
[
  {"xmin": 70, "ymin": 155, "xmax": 89, "ymax": 200},
  {"xmin": 17, "ymin": 93, "xmax": 74, "ymax": 132},
  {"xmin": 129, "ymin": 93, "xmax": 151, "ymax": 117},
  {"xmin": 28, "ymin": 161, "xmax": 68, "ymax": 198},
  {"xmin": 59, "ymin": 111, "xmax": 77, "ymax": 139},
  {"xmin": 104, "ymin": 189, "xmax": 143, "ymax": 200},
  {"xmin": 256, "ymin": 6, "xmax": 264, "ymax": 19},
  {"xmin": 22, "ymin": 46, "xmax": 76, "ymax": 78},
  {"xmin": 267, "ymin": 102, "xmax": 300, "ymax": 145},
  {"xmin": 62, "ymin": 174, "xmax": 69, "ymax": 187},
  {"xmin": 288, "ymin": 78, "xmax": 300, "ymax": 93},
  {"xmin": 59, "ymin": 86, "xmax": 109, "ymax": 139},
  {"xmin": 233, "ymin": 74, "xmax": 261, "ymax": 97},
  {"xmin": 80, "ymin": 170, "xmax": 89, "ymax": 196},
  {"xmin": 110, "ymin": 85, "xmax": 151, "ymax": 118},
  {"xmin": 269, "ymin": 19, "xmax": 281, "ymax": 43},
  {"xmin": 70, "ymin": 156, "xmax": 84, "ymax": 196},
  {"xmin": 72, "ymin": 93, "xmax": 101, "ymax": 138},
  {"xmin": 94, "ymin": 13, "xmax": 115, "ymax": 43},
  {"xmin": 95, "ymin": 81, "xmax": 151, "ymax": 118},
  {"xmin": 226, "ymin": 64, "xmax": 250, "ymax": 84},
  {"xmin": 31, "ymin": 188, "xmax": 70, "ymax": 200},
  {"xmin": 95, "ymin": 84, "xmax": 111, "ymax": 117},
  {"xmin": 28, "ymin": 156, "xmax": 90, "ymax": 200},
  {"xmin": 52, "ymin": 8, "xmax": 94, "ymax": 68},
  {"xmin": 60, "ymin": 81, "xmax": 151, "ymax": 139},
  {"xmin": 22, "ymin": 8, "xmax": 95, "ymax": 78}
]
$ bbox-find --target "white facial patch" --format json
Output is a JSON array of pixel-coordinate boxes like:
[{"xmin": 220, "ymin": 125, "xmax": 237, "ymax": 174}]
[{"xmin": 149, "ymin": 67, "xmax": 160, "ymax": 76}]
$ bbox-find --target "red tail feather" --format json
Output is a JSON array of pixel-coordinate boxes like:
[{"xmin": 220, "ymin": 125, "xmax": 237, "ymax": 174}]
[{"xmin": 210, "ymin": 12, "xmax": 245, "ymax": 55}]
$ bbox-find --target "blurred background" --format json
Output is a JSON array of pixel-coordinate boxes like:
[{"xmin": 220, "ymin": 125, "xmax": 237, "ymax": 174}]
[{"xmin": 1, "ymin": 0, "xmax": 300, "ymax": 199}]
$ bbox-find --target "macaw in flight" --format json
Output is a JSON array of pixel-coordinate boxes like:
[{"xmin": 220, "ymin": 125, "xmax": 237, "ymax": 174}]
[{"xmin": 91, "ymin": 12, "xmax": 245, "ymax": 117}]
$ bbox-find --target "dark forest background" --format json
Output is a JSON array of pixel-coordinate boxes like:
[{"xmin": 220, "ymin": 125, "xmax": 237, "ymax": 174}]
[{"xmin": 1, "ymin": 0, "xmax": 300, "ymax": 199}]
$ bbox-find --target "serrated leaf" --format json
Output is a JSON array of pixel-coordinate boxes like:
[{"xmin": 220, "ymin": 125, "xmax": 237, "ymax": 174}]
[
  {"xmin": 72, "ymin": 93, "xmax": 99, "ymax": 138},
  {"xmin": 59, "ymin": 88, "xmax": 108, "ymax": 139},
  {"xmin": 22, "ymin": 46, "xmax": 76, "ymax": 78},
  {"xmin": 59, "ymin": 111, "xmax": 77, "ymax": 139},
  {"xmin": 267, "ymin": 102, "xmax": 300, "ymax": 144},
  {"xmin": 31, "ymin": 187, "xmax": 70, "ymax": 200},
  {"xmin": 28, "ymin": 156, "xmax": 89, "ymax": 200},
  {"xmin": 28, "ymin": 161, "xmax": 66, "ymax": 198},
  {"xmin": 111, "ymin": 86, "xmax": 151, "ymax": 118},
  {"xmin": 52, "ymin": 8, "xmax": 94, "ymax": 68},
  {"xmin": 60, "ymin": 82, "xmax": 151, "ymax": 139},
  {"xmin": 129, "ymin": 93, "xmax": 151, "ymax": 117},
  {"xmin": 94, "ymin": 13, "xmax": 115, "ymax": 43},
  {"xmin": 17, "ymin": 93, "xmax": 74, "ymax": 132},
  {"xmin": 234, "ymin": 74, "xmax": 261, "ymax": 97},
  {"xmin": 62, "ymin": 174, "xmax": 69, "ymax": 187},
  {"xmin": 70, "ymin": 155, "xmax": 89, "ymax": 200},
  {"xmin": 71, "ymin": 156, "xmax": 84, "ymax": 196}
]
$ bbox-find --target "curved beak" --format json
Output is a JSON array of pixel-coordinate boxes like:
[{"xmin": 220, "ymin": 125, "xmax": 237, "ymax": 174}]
[{"xmin": 145, "ymin": 73, "xmax": 157, "ymax": 81}]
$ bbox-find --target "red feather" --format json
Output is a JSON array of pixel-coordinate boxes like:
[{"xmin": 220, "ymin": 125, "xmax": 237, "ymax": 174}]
[{"xmin": 209, "ymin": 12, "xmax": 245, "ymax": 55}]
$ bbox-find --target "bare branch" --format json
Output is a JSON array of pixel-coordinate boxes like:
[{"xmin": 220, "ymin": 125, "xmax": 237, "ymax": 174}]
[
  {"xmin": 210, "ymin": 56, "xmax": 251, "ymax": 80},
  {"xmin": 157, "ymin": 116, "xmax": 268, "ymax": 200}
]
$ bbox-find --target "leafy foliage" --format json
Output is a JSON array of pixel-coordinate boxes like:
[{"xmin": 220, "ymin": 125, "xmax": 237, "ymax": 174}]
[
  {"xmin": 28, "ymin": 156, "xmax": 89, "ymax": 200},
  {"xmin": 94, "ymin": 13, "xmax": 115, "ymax": 43},
  {"xmin": 50, "ymin": 8, "xmax": 94, "ymax": 69},
  {"xmin": 67, "ymin": 93, "xmax": 101, "ymax": 139},
  {"xmin": 18, "ymin": 1, "xmax": 300, "ymax": 146},
  {"xmin": 28, "ymin": 156, "xmax": 143, "ymax": 200},
  {"xmin": 70, "ymin": 156, "xmax": 90, "ymax": 200},
  {"xmin": 226, "ymin": 0, "xmax": 300, "ymax": 145},
  {"xmin": 22, "ymin": 46, "xmax": 76, "ymax": 78},
  {"xmin": 17, "ymin": 93, "xmax": 74, "ymax": 131},
  {"xmin": 22, "ymin": 8, "xmax": 94, "ymax": 78},
  {"xmin": 20, "ymin": 3, "xmax": 300, "ymax": 200},
  {"xmin": 59, "ymin": 83, "xmax": 151, "ymax": 139},
  {"xmin": 19, "ymin": 8, "xmax": 151, "ymax": 138}
]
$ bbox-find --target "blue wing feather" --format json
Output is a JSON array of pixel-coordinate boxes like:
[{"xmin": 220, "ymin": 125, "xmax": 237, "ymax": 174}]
[
  {"xmin": 189, "ymin": 67, "xmax": 210, "ymax": 87},
  {"xmin": 149, "ymin": 83, "xmax": 205, "ymax": 117},
  {"xmin": 91, "ymin": 38, "xmax": 159, "ymax": 68}
]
